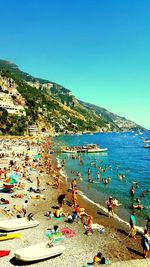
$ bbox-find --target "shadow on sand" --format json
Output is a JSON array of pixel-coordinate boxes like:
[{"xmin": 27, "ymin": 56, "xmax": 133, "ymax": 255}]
[
  {"xmin": 126, "ymin": 247, "xmax": 143, "ymax": 257},
  {"xmin": 10, "ymin": 254, "xmax": 62, "ymax": 266},
  {"xmin": 117, "ymin": 228, "xmax": 129, "ymax": 236},
  {"xmin": 97, "ymin": 211, "xmax": 108, "ymax": 217},
  {"xmin": 66, "ymin": 200, "xmax": 72, "ymax": 207}
]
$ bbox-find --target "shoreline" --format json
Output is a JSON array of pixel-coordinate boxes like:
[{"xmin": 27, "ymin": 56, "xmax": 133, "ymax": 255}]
[
  {"xmin": 55, "ymin": 131, "xmax": 150, "ymax": 226},
  {"xmin": 0, "ymin": 135, "xmax": 149, "ymax": 267},
  {"xmin": 56, "ymin": 154, "xmax": 145, "ymax": 234}
]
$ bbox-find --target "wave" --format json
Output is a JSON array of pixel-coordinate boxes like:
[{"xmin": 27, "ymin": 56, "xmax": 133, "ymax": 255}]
[
  {"xmin": 78, "ymin": 190, "xmax": 144, "ymax": 234},
  {"xmin": 56, "ymin": 155, "xmax": 144, "ymax": 234}
]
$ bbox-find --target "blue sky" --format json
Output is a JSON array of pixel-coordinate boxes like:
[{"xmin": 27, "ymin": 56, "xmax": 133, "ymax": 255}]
[{"xmin": 0, "ymin": 0, "xmax": 149, "ymax": 128}]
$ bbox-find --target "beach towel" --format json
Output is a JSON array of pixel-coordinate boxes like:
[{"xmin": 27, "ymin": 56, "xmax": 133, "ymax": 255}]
[
  {"xmin": 0, "ymin": 188, "xmax": 13, "ymax": 193},
  {"xmin": 60, "ymin": 227, "xmax": 76, "ymax": 238},
  {"xmin": 0, "ymin": 250, "xmax": 10, "ymax": 257},
  {"xmin": 92, "ymin": 223, "xmax": 105, "ymax": 234},
  {"xmin": 54, "ymin": 217, "xmax": 63, "ymax": 221},
  {"xmin": 45, "ymin": 231, "xmax": 64, "ymax": 242},
  {"xmin": 83, "ymin": 259, "xmax": 112, "ymax": 266},
  {"xmin": 34, "ymin": 155, "xmax": 41, "ymax": 159}
]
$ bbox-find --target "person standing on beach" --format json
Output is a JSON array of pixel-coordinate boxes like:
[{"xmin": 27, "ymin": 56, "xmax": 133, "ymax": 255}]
[
  {"xmin": 106, "ymin": 196, "xmax": 114, "ymax": 217},
  {"xmin": 146, "ymin": 218, "xmax": 150, "ymax": 235},
  {"xmin": 53, "ymin": 175, "xmax": 62, "ymax": 189},
  {"xmin": 141, "ymin": 229, "xmax": 150, "ymax": 258},
  {"xmin": 22, "ymin": 200, "xmax": 28, "ymax": 217},
  {"xmin": 72, "ymin": 188, "xmax": 77, "ymax": 207},
  {"xmin": 58, "ymin": 194, "xmax": 65, "ymax": 208},
  {"xmin": 0, "ymin": 168, "xmax": 3, "ymax": 180},
  {"xmin": 129, "ymin": 211, "xmax": 137, "ymax": 239},
  {"xmin": 36, "ymin": 176, "xmax": 41, "ymax": 192}
]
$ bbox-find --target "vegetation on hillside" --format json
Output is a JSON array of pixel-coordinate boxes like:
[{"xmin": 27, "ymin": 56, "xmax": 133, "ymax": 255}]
[{"xmin": 0, "ymin": 60, "xmax": 145, "ymax": 135}]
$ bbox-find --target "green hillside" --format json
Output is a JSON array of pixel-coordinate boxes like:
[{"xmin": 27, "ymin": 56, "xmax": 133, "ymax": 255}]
[{"xmin": 0, "ymin": 60, "xmax": 145, "ymax": 135}]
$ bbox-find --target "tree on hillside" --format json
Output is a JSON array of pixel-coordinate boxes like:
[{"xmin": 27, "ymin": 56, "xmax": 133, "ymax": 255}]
[{"xmin": 0, "ymin": 107, "xmax": 8, "ymax": 122}]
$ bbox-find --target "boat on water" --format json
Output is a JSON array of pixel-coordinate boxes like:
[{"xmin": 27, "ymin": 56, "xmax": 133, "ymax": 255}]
[
  {"xmin": 144, "ymin": 139, "xmax": 150, "ymax": 143},
  {"xmin": 144, "ymin": 145, "xmax": 150, "ymax": 149},
  {"xmin": 143, "ymin": 139, "xmax": 150, "ymax": 148},
  {"xmin": 61, "ymin": 144, "xmax": 108, "ymax": 153},
  {"xmin": 15, "ymin": 242, "xmax": 65, "ymax": 262}
]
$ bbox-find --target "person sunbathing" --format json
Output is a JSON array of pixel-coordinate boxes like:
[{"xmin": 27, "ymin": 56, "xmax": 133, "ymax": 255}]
[
  {"xmin": 84, "ymin": 216, "xmax": 94, "ymax": 236},
  {"xmin": 15, "ymin": 182, "xmax": 25, "ymax": 189},
  {"xmin": 0, "ymin": 198, "xmax": 9, "ymax": 204},
  {"xmin": 93, "ymin": 252, "xmax": 106, "ymax": 265},
  {"xmin": 1, "ymin": 207, "xmax": 13, "ymax": 217},
  {"xmin": 54, "ymin": 207, "xmax": 65, "ymax": 218},
  {"xmin": 13, "ymin": 205, "xmax": 23, "ymax": 214},
  {"xmin": 11, "ymin": 194, "xmax": 24, "ymax": 198}
]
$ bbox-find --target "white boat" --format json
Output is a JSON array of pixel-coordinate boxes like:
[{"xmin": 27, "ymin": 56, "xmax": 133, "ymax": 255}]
[
  {"xmin": 144, "ymin": 145, "xmax": 150, "ymax": 149},
  {"xmin": 61, "ymin": 149, "xmax": 77, "ymax": 153},
  {"xmin": 15, "ymin": 242, "xmax": 65, "ymax": 262},
  {"xmin": 144, "ymin": 139, "xmax": 150, "ymax": 143},
  {"xmin": 87, "ymin": 148, "xmax": 108, "ymax": 153},
  {"xmin": 61, "ymin": 144, "xmax": 108, "ymax": 153},
  {"xmin": 0, "ymin": 218, "xmax": 40, "ymax": 231}
]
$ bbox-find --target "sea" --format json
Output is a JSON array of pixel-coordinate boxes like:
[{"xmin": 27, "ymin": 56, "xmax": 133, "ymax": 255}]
[{"xmin": 54, "ymin": 131, "xmax": 150, "ymax": 228}]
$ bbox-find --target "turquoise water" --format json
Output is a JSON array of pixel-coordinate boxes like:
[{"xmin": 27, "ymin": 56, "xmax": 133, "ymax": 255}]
[{"xmin": 55, "ymin": 131, "xmax": 150, "ymax": 226}]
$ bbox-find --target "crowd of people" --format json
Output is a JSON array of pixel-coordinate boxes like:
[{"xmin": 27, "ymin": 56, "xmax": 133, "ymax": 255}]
[
  {"xmin": 0, "ymin": 136, "xmax": 149, "ymax": 264},
  {"xmin": 58, "ymin": 155, "xmax": 150, "ymax": 260}
]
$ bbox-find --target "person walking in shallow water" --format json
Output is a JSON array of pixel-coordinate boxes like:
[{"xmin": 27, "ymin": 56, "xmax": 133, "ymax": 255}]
[
  {"xmin": 97, "ymin": 172, "xmax": 100, "ymax": 181},
  {"xmin": 88, "ymin": 168, "xmax": 91, "ymax": 182},
  {"xmin": 129, "ymin": 211, "xmax": 137, "ymax": 240}
]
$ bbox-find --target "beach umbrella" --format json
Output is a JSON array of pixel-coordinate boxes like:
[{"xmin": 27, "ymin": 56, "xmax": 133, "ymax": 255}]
[
  {"xmin": 27, "ymin": 151, "xmax": 34, "ymax": 155},
  {"xmin": 4, "ymin": 177, "xmax": 17, "ymax": 184},
  {"xmin": 34, "ymin": 155, "xmax": 41, "ymax": 159},
  {"xmin": 9, "ymin": 173, "xmax": 21, "ymax": 179}
]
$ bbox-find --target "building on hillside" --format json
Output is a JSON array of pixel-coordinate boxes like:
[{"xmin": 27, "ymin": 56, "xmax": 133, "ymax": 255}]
[
  {"xmin": 27, "ymin": 125, "xmax": 38, "ymax": 136},
  {"xmin": 0, "ymin": 92, "xmax": 26, "ymax": 116}
]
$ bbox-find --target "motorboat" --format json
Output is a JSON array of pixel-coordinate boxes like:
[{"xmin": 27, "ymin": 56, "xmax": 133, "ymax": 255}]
[{"xmin": 61, "ymin": 144, "xmax": 108, "ymax": 153}]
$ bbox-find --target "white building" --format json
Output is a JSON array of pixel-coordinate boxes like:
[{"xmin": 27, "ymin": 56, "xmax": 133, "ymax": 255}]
[{"xmin": 0, "ymin": 92, "xmax": 26, "ymax": 115}]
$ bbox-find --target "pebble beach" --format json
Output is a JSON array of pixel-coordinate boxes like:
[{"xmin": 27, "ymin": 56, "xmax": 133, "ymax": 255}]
[{"xmin": 0, "ymin": 136, "xmax": 149, "ymax": 267}]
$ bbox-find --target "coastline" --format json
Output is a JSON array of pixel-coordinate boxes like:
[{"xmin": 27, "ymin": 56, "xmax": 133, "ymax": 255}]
[
  {"xmin": 0, "ymin": 135, "xmax": 149, "ymax": 267},
  {"xmin": 55, "ymin": 131, "xmax": 150, "ymax": 225},
  {"xmin": 54, "ymin": 154, "xmax": 148, "ymax": 262}
]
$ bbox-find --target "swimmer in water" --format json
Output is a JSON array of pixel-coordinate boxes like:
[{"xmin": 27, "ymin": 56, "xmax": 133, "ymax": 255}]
[
  {"xmin": 77, "ymin": 171, "xmax": 82, "ymax": 180},
  {"xmin": 88, "ymin": 168, "xmax": 91, "ymax": 182},
  {"xmin": 130, "ymin": 185, "xmax": 135, "ymax": 196},
  {"xmin": 97, "ymin": 172, "xmax": 100, "ymax": 181}
]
